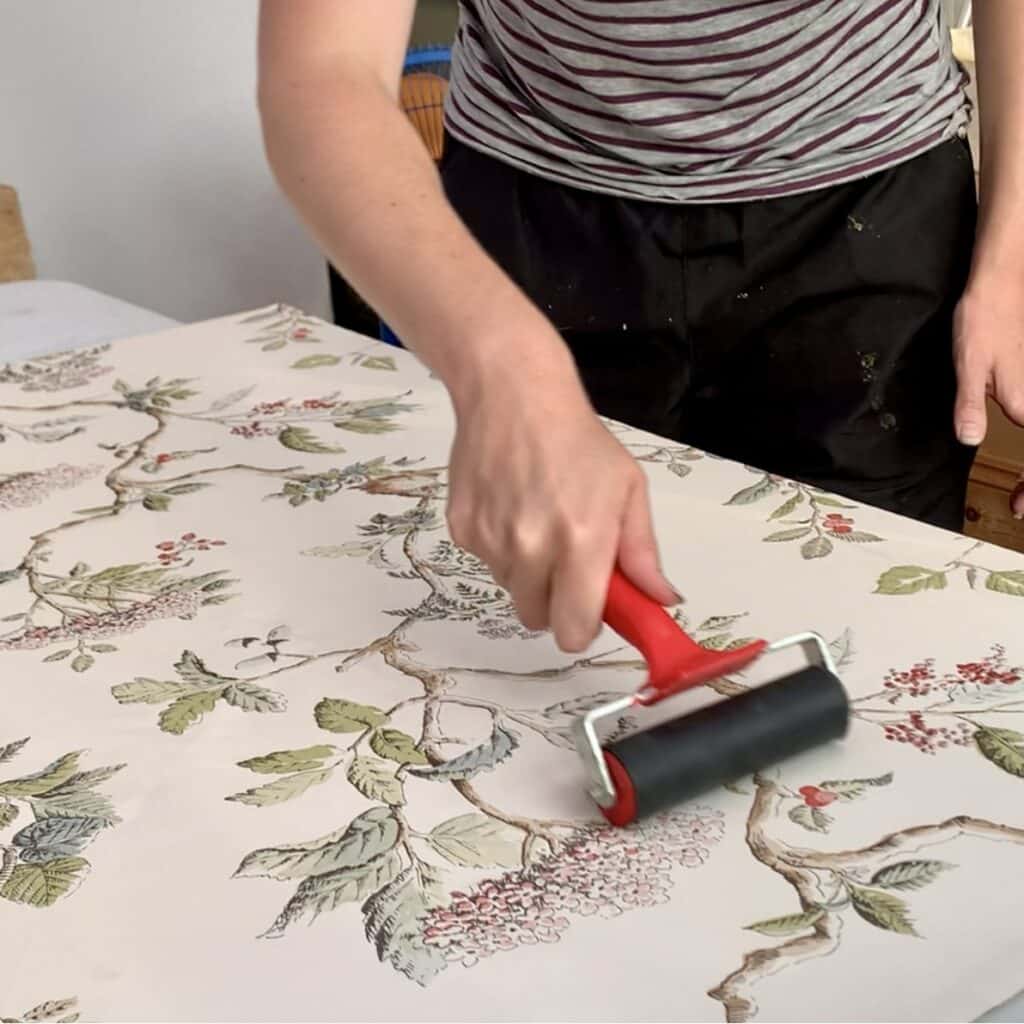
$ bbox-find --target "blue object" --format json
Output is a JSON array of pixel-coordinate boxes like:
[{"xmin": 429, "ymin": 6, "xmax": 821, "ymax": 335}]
[
  {"xmin": 403, "ymin": 45, "xmax": 452, "ymax": 74},
  {"xmin": 379, "ymin": 322, "xmax": 403, "ymax": 348}
]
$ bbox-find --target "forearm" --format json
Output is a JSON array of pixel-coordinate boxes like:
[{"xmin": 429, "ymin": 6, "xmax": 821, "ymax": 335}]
[
  {"xmin": 968, "ymin": 1, "xmax": 1024, "ymax": 282},
  {"xmin": 258, "ymin": 71, "xmax": 580, "ymax": 408}
]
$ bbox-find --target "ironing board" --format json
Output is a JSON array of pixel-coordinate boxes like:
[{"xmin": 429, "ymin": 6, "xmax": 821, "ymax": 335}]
[
  {"xmin": 1, "ymin": 302, "xmax": 1023, "ymax": 1023},
  {"xmin": 0, "ymin": 280, "xmax": 179, "ymax": 361}
]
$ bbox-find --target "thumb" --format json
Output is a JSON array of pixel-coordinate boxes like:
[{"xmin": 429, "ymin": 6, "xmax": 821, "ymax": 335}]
[
  {"xmin": 616, "ymin": 478, "xmax": 682, "ymax": 607},
  {"xmin": 954, "ymin": 353, "xmax": 990, "ymax": 447},
  {"xmin": 1012, "ymin": 474, "xmax": 1024, "ymax": 522}
]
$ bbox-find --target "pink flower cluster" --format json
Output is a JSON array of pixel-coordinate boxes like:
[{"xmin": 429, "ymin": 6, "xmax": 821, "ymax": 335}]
[
  {"xmin": 876, "ymin": 646, "xmax": 1022, "ymax": 754},
  {"xmin": 881, "ymin": 712, "xmax": 975, "ymax": 753},
  {"xmin": 229, "ymin": 422, "xmax": 278, "ymax": 439},
  {"xmin": 883, "ymin": 646, "xmax": 1021, "ymax": 702},
  {"xmin": 0, "ymin": 589, "xmax": 199, "ymax": 651},
  {"xmin": 227, "ymin": 397, "xmax": 347, "ymax": 438},
  {"xmin": 247, "ymin": 397, "xmax": 336, "ymax": 417},
  {"xmin": 882, "ymin": 659, "xmax": 936, "ymax": 698},
  {"xmin": 421, "ymin": 809, "xmax": 724, "ymax": 968},
  {"xmin": 0, "ymin": 464, "xmax": 103, "ymax": 511},
  {"xmin": 155, "ymin": 533, "xmax": 226, "ymax": 564},
  {"xmin": 953, "ymin": 647, "xmax": 1021, "ymax": 688}
]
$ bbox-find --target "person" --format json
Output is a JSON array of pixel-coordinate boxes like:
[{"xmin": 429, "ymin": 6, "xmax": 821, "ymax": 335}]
[{"xmin": 257, "ymin": 1, "xmax": 1024, "ymax": 653}]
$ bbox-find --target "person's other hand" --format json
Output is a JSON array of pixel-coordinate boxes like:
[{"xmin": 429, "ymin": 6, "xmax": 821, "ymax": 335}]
[{"xmin": 953, "ymin": 280, "xmax": 1024, "ymax": 519}]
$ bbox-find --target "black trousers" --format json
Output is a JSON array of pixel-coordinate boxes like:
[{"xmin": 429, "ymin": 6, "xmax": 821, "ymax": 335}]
[{"xmin": 439, "ymin": 135, "xmax": 979, "ymax": 531}]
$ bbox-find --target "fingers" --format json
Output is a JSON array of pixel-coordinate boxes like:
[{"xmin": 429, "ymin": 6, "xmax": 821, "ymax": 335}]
[
  {"xmin": 445, "ymin": 416, "xmax": 678, "ymax": 653},
  {"xmin": 548, "ymin": 523, "xmax": 618, "ymax": 653},
  {"xmin": 992, "ymin": 380, "xmax": 1024, "ymax": 432},
  {"xmin": 1013, "ymin": 474, "xmax": 1024, "ymax": 522},
  {"xmin": 499, "ymin": 526, "xmax": 553, "ymax": 633},
  {"xmin": 953, "ymin": 348, "xmax": 991, "ymax": 447},
  {"xmin": 449, "ymin": 498, "xmax": 555, "ymax": 634},
  {"xmin": 616, "ymin": 474, "xmax": 682, "ymax": 606}
]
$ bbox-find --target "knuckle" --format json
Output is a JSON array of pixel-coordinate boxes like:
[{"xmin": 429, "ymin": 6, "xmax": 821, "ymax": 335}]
[
  {"xmin": 560, "ymin": 516, "xmax": 598, "ymax": 550},
  {"xmin": 510, "ymin": 518, "xmax": 547, "ymax": 557},
  {"xmin": 624, "ymin": 459, "xmax": 646, "ymax": 487}
]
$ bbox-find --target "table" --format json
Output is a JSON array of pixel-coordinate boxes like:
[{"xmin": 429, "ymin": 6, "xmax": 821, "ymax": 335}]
[
  {"xmin": 1, "ymin": 289, "xmax": 1023, "ymax": 1022},
  {"xmin": 0, "ymin": 280, "xmax": 178, "ymax": 362}
]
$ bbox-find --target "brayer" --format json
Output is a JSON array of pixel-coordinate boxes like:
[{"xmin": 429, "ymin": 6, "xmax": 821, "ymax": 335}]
[{"xmin": 573, "ymin": 569, "xmax": 850, "ymax": 826}]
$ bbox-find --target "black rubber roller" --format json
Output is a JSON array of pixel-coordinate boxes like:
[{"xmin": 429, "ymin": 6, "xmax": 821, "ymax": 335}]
[{"xmin": 604, "ymin": 666, "xmax": 849, "ymax": 824}]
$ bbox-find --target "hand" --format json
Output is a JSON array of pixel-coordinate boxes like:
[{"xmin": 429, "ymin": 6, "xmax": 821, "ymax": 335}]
[
  {"xmin": 953, "ymin": 278, "xmax": 1024, "ymax": 519},
  {"xmin": 446, "ymin": 373, "xmax": 680, "ymax": 652}
]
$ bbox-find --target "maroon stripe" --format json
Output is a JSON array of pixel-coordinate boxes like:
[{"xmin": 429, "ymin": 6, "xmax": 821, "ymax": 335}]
[
  {"xmin": 478, "ymin": 29, "xmax": 931, "ymax": 158},
  {"xmin": 474, "ymin": 58, "xmax": 909, "ymax": 160},
  {"xmin": 466, "ymin": 19, "xmax": 747, "ymax": 86},
  {"xmin": 809, "ymin": 18, "xmax": 932, "ymax": 128},
  {"xmin": 446, "ymin": 0, "xmax": 962, "ymax": 203},
  {"xmin": 443, "ymin": 122, "xmax": 654, "ymax": 194},
  {"xmin": 447, "ymin": 86, "xmax": 645, "ymax": 173},
  {"xmin": 710, "ymin": 129, "xmax": 946, "ymax": 199},
  {"xmin": 470, "ymin": 37, "xmax": 726, "ymax": 103},
  {"xmin": 486, "ymin": 0, "xmax": 807, "ymax": 67},
  {"xmin": 468, "ymin": 67, "xmax": 909, "ymax": 170},
  {"xmin": 446, "ymin": 101, "xmax": 792, "ymax": 196},
  {"xmin": 474, "ymin": 6, "xmax": 865, "ymax": 111},
  {"xmin": 783, "ymin": 87, "xmax": 919, "ymax": 160},
  {"xmin": 542, "ymin": 0, "xmax": 806, "ymax": 28},
  {"xmin": 448, "ymin": 91, "xmax": 950, "ymax": 203},
  {"xmin": 850, "ymin": 87, "xmax": 957, "ymax": 149},
  {"xmin": 504, "ymin": 0, "xmax": 828, "ymax": 50},
  {"xmin": 483, "ymin": 0, "xmax": 887, "ymax": 86},
  {"xmin": 489, "ymin": 3, "xmax": 899, "ymax": 132},
  {"xmin": 906, "ymin": 48, "xmax": 941, "ymax": 75}
]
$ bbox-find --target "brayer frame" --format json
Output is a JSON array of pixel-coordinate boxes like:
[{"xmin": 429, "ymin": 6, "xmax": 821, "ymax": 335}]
[{"xmin": 573, "ymin": 570, "xmax": 841, "ymax": 812}]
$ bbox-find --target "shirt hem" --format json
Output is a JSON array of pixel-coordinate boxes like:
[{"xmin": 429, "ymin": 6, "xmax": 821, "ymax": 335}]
[{"xmin": 442, "ymin": 117, "xmax": 969, "ymax": 206}]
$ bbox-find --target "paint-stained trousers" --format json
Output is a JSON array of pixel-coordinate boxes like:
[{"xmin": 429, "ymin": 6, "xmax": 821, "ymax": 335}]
[{"xmin": 440, "ymin": 135, "xmax": 979, "ymax": 532}]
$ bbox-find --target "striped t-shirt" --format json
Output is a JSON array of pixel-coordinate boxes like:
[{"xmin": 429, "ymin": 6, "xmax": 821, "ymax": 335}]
[{"xmin": 443, "ymin": 0, "xmax": 969, "ymax": 203}]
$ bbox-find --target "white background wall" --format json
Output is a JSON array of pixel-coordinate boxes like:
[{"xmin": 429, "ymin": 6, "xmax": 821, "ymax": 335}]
[
  {"xmin": 0, "ymin": 0, "xmax": 331, "ymax": 323},
  {"xmin": 0, "ymin": 0, "xmax": 967, "ymax": 328}
]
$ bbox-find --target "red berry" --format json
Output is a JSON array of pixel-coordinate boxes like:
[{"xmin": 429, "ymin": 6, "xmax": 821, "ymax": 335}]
[
  {"xmin": 181, "ymin": 533, "xmax": 196, "ymax": 542},
  {"xmin": 156, "ymin": 541, "xmax": 176, "ymax": 550},
  {"xmin": 800, "ymin": 786, "xmax": 838, "ymax": 808}
]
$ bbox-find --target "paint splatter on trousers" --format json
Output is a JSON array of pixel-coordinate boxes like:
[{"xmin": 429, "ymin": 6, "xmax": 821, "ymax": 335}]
[{"xmin": 441, "ymin": 135, "xmax": 978, "ymax": 531}]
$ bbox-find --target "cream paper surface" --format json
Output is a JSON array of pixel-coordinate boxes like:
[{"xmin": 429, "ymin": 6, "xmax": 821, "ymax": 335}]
[{"xmin": 1, "ymin": 306, "xmax": 1022, "ymax": 1023}]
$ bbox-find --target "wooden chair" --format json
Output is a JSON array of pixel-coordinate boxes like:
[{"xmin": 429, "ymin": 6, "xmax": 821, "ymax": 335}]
[
  {"xmin": 398, "ymin": 46, "xmax": 451, "ymax": 162},
  {"xmin": 0, "ymin": 186, "xmax": 36, "ymax": 283},
  {"xmin": 400, "ymin": 71, "xmax": 448, "ymax": 162}
]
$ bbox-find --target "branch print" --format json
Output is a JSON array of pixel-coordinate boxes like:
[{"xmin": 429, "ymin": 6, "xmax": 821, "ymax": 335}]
[{"xmin": 708, "ymin": 773, "xmax": 1024, "ymax": 1022}]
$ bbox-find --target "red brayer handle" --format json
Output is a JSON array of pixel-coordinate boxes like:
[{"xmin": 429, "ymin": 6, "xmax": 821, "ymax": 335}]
[{"xmin": 603, "ymin": 569, "xmax": 766, "ymax": 705}]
